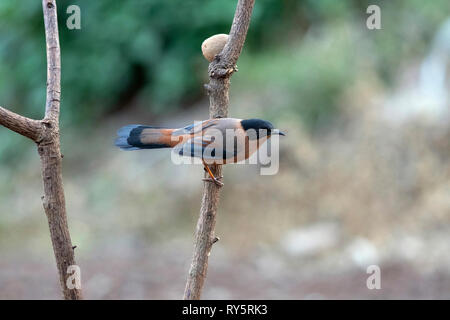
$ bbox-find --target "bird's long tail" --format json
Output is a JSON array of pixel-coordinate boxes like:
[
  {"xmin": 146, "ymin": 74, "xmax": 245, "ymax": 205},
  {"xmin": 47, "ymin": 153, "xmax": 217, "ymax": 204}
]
[{"xmin": 115, "ymin": 125, "xmax": 178, "ymax": 150}]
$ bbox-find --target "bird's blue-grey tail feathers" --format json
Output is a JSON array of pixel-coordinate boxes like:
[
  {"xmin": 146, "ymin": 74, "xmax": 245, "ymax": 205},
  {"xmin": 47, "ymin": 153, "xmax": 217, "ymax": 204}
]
[{"xmin": 115, "ymin": 125, "xmax": 171, "ymax": 150}]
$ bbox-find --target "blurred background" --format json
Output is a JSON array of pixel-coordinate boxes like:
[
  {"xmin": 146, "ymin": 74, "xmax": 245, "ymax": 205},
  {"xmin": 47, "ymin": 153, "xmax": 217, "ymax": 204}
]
[{"xmin": 0, "ymin": 0, "xmax": 449, "ymax": 299}]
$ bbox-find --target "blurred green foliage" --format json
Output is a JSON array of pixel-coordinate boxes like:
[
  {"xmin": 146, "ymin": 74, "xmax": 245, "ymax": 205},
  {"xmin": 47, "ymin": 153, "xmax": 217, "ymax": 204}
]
[
  {"xmin": 0, "ymin": 0, "xmax": 305, "ymax": 125},
  {"xmin": 236, "ymin": 0, "xmax": 450, "ymax": 130}
]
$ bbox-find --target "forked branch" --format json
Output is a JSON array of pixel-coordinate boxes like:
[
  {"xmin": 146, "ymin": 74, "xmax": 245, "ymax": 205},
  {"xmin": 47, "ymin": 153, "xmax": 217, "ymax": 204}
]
[{"xmin": 0, "ymin": 0, "xmax": 81, "ymax": 299}]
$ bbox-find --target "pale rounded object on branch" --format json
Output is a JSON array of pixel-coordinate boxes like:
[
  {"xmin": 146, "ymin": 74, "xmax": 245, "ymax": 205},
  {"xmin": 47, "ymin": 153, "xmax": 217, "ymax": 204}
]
[{"xmin": 201, "ymin": 34, "xmax": 229, "ymax": 62}]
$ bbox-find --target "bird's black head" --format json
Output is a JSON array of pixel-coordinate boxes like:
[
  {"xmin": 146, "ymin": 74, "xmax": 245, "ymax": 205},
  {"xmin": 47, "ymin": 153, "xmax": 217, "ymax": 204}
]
[{"xmin": 240, "ymin": 118, "xmax": 285, "ymax": 139}]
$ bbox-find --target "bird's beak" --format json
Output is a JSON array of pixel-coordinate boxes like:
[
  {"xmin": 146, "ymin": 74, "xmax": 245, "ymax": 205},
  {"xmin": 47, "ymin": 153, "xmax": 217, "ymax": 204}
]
[{"xmin": 277, "ymin": 130, "xmax": 286, "ymax": 136}]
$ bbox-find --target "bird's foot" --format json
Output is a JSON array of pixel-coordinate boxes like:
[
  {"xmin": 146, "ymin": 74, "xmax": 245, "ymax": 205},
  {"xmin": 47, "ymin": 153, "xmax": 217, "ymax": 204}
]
[{"xmin": 202, "ymin": 176, "xmax": 224, "ymax": 187}]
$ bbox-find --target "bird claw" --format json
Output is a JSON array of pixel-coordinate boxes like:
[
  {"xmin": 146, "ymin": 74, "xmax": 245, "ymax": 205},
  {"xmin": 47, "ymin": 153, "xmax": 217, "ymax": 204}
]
[{"xmin": 202, "ymin": 177, "xmax": 224, "ymax": 187}]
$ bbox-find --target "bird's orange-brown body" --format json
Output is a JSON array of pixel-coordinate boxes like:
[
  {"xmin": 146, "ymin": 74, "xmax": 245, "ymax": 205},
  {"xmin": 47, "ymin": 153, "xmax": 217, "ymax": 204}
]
[{"xmin": 115, "ymin": 118, "xmax": 284, "ymax": 186}]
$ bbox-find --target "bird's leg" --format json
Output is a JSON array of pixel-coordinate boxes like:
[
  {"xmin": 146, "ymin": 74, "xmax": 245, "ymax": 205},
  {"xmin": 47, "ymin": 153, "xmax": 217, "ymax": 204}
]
[
  {"xmin": 202, "ymin": 159, "xmax": 223, "ymax": 187},
  {"xmin": 203, "ymin": 166, "xmax": 222, "ymax": 177}
]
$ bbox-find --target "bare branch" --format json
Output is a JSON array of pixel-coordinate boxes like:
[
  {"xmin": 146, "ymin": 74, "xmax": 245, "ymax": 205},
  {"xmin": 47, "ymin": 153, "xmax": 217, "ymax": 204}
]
[
  {"xmin": 0, "ymin": 0, "xmax": 80, "ymax": 299},
  {"xmin": 183, "ymin": 0, "xmax": 255, "ymax": 300},
  {"xmin": 39, "ymin": 0, "xmax": 82, "ymax": 300},
  {"xmin": 0, "ymin": 106, "xmax": 42, "ymax": 141}
]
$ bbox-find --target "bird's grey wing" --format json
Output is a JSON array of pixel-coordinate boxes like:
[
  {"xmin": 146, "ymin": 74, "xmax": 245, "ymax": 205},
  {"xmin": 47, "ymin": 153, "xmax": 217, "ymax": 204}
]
[
  {"xmin": 172, "ymin": 119, "xmax": 219, "ymax": 136},
  {"xmin": 175, "ymin": 135, "xmax": 236, "ymax": 160}
]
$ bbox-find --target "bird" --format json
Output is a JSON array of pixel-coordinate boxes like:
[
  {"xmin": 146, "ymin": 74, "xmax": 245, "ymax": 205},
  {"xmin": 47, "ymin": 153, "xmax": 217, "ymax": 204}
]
[{"xmin": 115, "ymin": 118, "xmax": 285, "ymax": 187}]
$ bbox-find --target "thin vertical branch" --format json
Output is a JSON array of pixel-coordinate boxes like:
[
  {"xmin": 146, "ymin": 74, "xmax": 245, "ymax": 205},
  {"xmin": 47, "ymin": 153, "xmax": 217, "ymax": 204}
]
[
  {"xmin": 0, "ymin": 0, "xmax": 81, "ymax": 299},
  {"xmin": 40, "ymin": 0, "xmax": 81, "ymax": 300},
  {"xmin": 43, "ymin": 0, "xmax": 61, "ymax": 121},
  {"xmin": 183, "ymin": 0, "xmax": 255, "ymax": 300}
]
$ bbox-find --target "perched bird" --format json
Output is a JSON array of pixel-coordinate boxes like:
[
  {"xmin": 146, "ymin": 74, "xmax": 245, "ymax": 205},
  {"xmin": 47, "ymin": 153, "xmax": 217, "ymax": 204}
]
[{"xmin": 115, "ymin": 118, "xmax": 285, "ymax": 186}]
